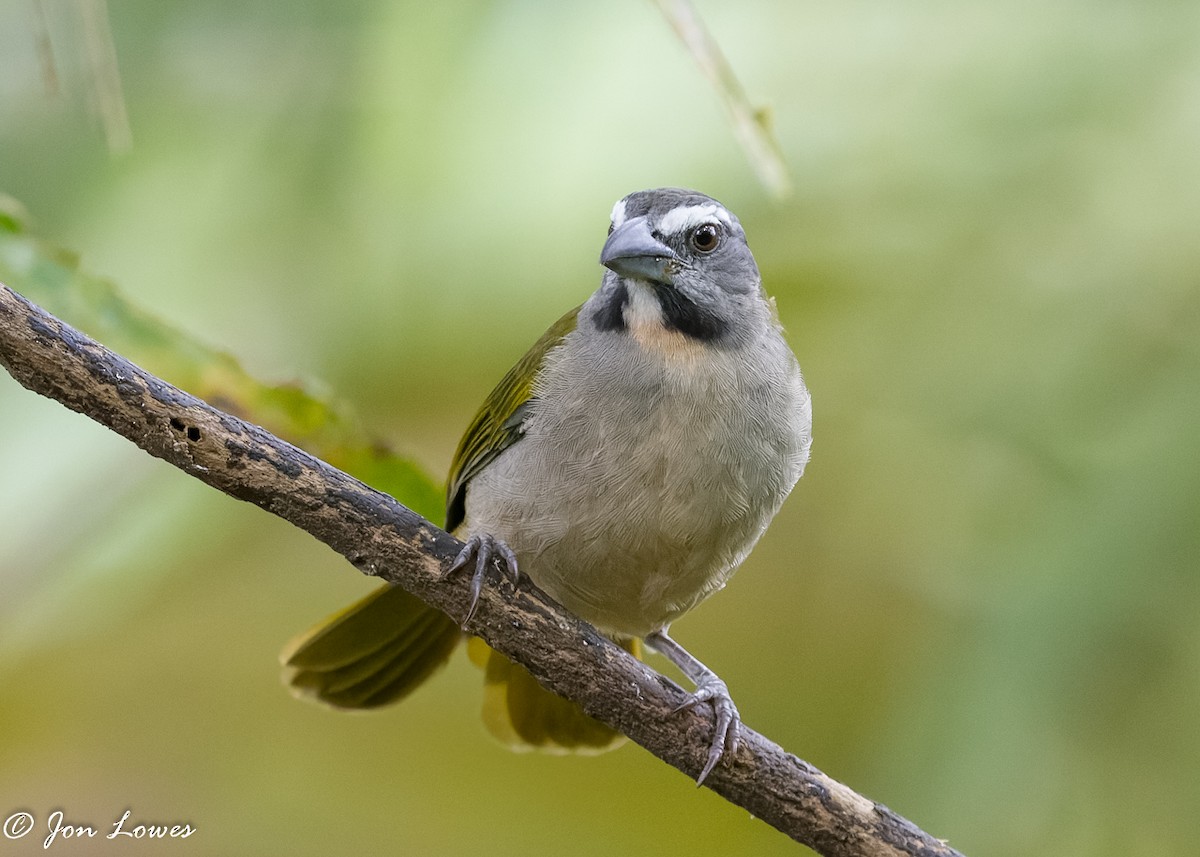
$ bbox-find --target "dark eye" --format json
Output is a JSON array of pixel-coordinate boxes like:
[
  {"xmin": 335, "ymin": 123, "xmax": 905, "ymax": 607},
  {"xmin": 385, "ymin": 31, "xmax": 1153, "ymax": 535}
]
[
  {"xmin": 607, "ymin": 222, "xmax": 615, "ymax": 235},
  {"xmin": 690, "ymin": 223, "xmax": 720, "ymax": 253}
]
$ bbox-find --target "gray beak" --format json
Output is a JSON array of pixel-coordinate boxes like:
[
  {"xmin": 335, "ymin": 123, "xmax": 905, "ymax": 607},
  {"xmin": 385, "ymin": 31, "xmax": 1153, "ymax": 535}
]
[{"xmin": 600, "ymin": 216, "xmax": 679, "ymax": 283}]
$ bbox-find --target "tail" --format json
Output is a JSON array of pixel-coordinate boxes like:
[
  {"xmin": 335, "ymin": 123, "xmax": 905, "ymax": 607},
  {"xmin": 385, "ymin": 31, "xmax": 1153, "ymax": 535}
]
[
  {"xmin": 282, "ymin": 584, "xmax": 461, "ymax": 709},
  {"xmin": 467, "ymin": 636, "xmax": 637, "ymax": 754},
  {"xmin": 283, "ymin": 584, "xmax": 633, "ymax": 755}
]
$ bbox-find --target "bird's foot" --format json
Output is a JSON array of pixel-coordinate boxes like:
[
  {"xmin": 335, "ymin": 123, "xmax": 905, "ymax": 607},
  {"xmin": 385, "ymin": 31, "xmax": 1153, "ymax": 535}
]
[
  {"xmin": 644, "ymin": 628, "xmax": 741, "ymax": 785},
  {"xmin": 444, "ymin": 533, "xmax": 520, "ymax": 626},
  {"xmin": 674, "ymin": 675, "xmax": 741, "ymax": 785}
]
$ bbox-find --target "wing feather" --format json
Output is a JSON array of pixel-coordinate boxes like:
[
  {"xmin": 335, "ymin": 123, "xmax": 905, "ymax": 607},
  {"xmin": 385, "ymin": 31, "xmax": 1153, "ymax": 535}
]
[{"xmin": 444, "ymin": 305, "xmax": 581, "ymax": 531}]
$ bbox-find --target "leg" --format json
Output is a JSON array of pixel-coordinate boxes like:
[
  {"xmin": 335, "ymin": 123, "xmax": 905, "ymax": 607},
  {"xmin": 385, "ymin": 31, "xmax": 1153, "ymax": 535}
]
[
  {"xmin": 644, "ymin": 628, "xmax": 740, "ymax": 785},
  {"xmin": 444, "ymin": 533, "xmax": 520, "ymax": 626}
]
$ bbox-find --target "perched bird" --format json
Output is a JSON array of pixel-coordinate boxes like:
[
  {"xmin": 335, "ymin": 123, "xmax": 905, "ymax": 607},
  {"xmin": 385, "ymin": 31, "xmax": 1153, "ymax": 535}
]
[{"xmin": 283, "ymin": 188, "xmax": 812, "ymax": 783}]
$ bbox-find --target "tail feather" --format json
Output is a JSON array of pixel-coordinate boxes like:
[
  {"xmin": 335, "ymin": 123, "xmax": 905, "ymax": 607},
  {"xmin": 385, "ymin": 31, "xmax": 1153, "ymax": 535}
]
[
  {"xmin": 283, "ymin": 584, "xmax": 637, "ymax": 757},
  {"xmin": 282, "ymin": 584, "xmax": 461, "ymax": 710},
  {"xmin": 353, "ymin": 614, "xmax": 465, "ymax": 708},
  {"xmin": 470, "ymin": 636, "xmax": 635, "ymax": 754}
]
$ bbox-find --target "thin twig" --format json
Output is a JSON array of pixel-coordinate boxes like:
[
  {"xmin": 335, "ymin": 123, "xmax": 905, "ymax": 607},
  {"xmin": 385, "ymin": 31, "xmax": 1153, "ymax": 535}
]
[
  {"xmin": 31, "ymin": 1, "xmax": 60, "ymax": 97},
  {"xmin": 654, "ymin": 0, "xmax": 791, "ymax": 197},
  {"xmin": 0, "ymin": 283, "xmax": 964, "ymax": 857},
  {"xmin": 78, "ymin": 0, "xmax": 131, "ymax": 152}
]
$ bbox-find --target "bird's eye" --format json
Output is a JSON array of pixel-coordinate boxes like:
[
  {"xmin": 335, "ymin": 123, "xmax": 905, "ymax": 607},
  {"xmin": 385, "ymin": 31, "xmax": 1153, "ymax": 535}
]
[
  {"xmin": 607, "ymin": 222, "xmax": 615, "ymax": 235},
  {"xmin": 690, "ymin": 223, "xmax": 720, "ymax": 253}
]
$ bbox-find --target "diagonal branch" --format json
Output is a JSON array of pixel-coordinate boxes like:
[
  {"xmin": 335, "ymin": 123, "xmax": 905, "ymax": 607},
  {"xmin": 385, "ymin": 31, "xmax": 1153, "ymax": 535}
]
[{"xmin": 0, "ymin": 283, "xmax": 965, "ymax": 857}]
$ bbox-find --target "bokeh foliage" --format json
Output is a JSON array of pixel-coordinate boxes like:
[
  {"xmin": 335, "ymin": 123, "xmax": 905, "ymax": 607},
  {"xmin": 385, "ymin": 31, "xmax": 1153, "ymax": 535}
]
[
  {"xmin": 0, "ymin": 207, "xmax": 444, "ymax": 521},
  {"xmin": 2, "ymin": 2, "xmax": 1199, "ymax": 856}
]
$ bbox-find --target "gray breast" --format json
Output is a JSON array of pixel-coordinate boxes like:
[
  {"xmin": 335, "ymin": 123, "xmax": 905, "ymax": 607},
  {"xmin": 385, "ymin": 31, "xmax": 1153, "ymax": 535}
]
[{"xmin": 461, "ymin": 318, "xmax": 810, "ymax": 637}]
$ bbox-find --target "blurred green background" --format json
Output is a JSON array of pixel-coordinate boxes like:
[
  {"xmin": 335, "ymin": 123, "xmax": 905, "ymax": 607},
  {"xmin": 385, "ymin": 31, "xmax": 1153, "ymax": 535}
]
[{"xmin": 2, "ymin": 1, "xmax": 1199, "ymax": 855}]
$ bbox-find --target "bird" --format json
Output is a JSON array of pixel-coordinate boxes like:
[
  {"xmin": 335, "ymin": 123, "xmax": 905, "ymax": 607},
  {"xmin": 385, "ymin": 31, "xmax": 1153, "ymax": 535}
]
[{"xmin": 282, "ymin": 187, "xmax": 812, "ymax": 783}]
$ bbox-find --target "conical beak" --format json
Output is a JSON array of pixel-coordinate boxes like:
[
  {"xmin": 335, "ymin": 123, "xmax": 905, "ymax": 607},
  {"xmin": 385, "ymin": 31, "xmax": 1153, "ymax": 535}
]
[{"xmin": 600, "ymin": 216, "xmax": 679, "ymax": 284}]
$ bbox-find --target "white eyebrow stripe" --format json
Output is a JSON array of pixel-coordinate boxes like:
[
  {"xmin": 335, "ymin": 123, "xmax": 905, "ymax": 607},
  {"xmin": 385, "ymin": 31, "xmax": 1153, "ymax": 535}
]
[
  {"xmin": 657, "ymin": 203, "xmax": 732, "ymax": 236},
  {"xmin": 610, "ymin": 198, "xmax": 628, "ymax": 229}
]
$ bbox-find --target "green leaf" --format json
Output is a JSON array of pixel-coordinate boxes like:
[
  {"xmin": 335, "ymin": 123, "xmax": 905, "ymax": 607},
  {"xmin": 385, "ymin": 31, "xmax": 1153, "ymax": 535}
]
[{"xmin": 0, "ymin": 206, "xmax": 444, "ymax": 524}]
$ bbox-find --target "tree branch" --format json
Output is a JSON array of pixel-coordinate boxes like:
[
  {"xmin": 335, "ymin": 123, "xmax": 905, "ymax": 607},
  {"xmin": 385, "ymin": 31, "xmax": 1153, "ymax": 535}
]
[{"xmin": 0, "ymin": 283, "xmax": 965, "ymax": 857}]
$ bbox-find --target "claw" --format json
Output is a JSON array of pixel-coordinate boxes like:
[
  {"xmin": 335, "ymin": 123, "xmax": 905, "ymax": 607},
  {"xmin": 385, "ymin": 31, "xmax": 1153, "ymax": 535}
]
[
  {"xmin": 674, "ymin": 676, "xmax": 741, "ymax": 784},
  {"xmin": 495, "ymin": 540, "xmax": 520, "ymax": 585},
  {"xmin": 444, "ymin": 533, "xmax": 520, "ymax": 626},
  {"xmin": 645, "ymin": 628, "xmax": 741, "ymax": 785}
]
